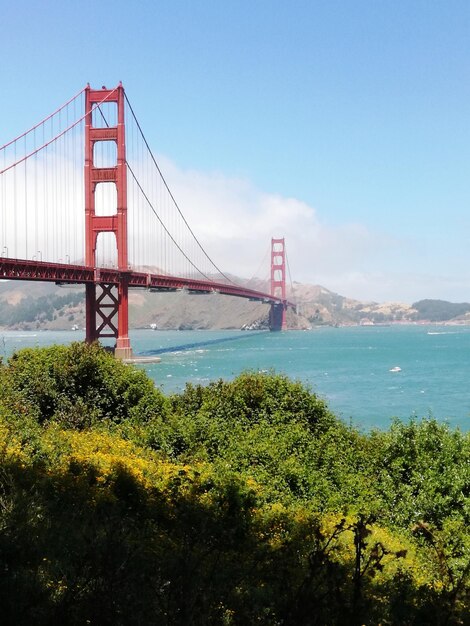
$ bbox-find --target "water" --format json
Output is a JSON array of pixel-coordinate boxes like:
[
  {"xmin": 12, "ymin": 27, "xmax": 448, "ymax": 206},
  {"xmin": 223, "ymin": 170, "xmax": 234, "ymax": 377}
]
[{"xmin": 1, "ymin": 326, "xmax": 470, "ymax": 431}]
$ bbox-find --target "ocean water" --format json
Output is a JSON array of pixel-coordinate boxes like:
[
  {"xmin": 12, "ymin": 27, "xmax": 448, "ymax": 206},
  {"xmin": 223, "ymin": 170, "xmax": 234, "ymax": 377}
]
[{"xmin": 1, "ymin": 325, "xmax": 470, "ymax": 431}]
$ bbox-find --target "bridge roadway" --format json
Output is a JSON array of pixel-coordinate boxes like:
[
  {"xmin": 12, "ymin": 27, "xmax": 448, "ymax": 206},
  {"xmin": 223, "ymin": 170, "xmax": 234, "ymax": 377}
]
[{"xmin": 0, "ymin": 258, "xmax": 295, "ymax": 309}]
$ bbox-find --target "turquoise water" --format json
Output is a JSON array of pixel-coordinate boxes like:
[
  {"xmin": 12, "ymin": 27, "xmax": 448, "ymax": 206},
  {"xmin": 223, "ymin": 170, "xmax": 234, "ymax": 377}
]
[{"xmin": 2, "ymin": 326, "xmax": 470, "ymax": 431}]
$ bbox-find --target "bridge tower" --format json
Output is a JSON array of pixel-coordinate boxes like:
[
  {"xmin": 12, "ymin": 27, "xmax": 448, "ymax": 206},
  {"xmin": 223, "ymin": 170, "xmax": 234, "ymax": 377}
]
[
  {"xmin": 269, "ymin": 237, "xmax": 287, "ymax": 331},
  {"xmin": 84, "ymin": 83, "xmax": 132, "ymax": 359}
]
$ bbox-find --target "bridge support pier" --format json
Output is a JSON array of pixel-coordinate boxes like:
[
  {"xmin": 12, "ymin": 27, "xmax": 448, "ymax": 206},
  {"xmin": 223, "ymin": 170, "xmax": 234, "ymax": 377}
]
[
  {"xmin": 269, "ymin": 302, "xmax": 287, "ymax": 331},
  {"xmin": 85, "ymin": 278, "xmax": 132, "ymax": 359},
  {"xmin": 115, "ymin": 275, "xmax": 132, "ymax": 360},
  {"xmin": 85, "ymin": 283, "xmax": 97, "ymax": 343}
]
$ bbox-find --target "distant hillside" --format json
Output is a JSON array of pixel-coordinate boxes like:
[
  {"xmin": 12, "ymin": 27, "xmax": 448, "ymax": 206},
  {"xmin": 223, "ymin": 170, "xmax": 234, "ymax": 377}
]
[
  {"xmin": 0, "ymin": 280, "xmax": 280, "ymax": 331},
  {"xmin": 1, "ymin": 279, "xmax": 470, "ymax": 330},
  {"xmin": 0, "ymin": 282, "xmax": 86, "ymax": 330},
  {"xmin": 411, "ymin": 299, "xmax": 470, "ymax": 322}
]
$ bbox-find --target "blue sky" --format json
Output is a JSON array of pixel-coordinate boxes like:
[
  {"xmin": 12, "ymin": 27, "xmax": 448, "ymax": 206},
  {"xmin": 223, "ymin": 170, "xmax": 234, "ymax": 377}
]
[{"xmin": 1, "ymin": 0, "xmax": 470, "ymax": 302}]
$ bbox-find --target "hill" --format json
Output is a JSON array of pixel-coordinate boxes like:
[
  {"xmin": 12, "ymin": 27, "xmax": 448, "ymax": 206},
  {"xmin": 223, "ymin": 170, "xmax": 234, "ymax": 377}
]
[{"xmin": 1, "ymin": 279, "xmax": 470, "ymax": 330}]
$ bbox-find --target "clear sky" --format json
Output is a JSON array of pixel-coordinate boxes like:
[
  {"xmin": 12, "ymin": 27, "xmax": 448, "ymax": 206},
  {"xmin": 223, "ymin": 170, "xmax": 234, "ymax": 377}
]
[{"xmin": 1, "ymin": 0, "xmax": 469, "ymax": 303}]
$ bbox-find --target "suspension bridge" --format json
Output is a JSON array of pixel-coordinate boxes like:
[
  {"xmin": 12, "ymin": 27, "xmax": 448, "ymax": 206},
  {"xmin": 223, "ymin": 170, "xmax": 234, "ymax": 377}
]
[{"xmin": 0, "ymin": 83, "xmax": 295, "ymax": 358}]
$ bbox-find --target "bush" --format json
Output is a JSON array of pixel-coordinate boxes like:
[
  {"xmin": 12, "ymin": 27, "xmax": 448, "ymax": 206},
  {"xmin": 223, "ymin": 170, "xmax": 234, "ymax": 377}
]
[
  {"xmin": 0, "ymin": 342, "xmax": 168, "ymax": 429},
  {"xmin": 0, "ymin": 344, "xmax": 468, "ymax": 623}
]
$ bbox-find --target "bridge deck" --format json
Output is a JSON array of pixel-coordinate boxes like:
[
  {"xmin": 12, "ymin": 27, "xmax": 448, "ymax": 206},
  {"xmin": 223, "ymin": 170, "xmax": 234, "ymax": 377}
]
[{"xmin": 0, "ymin": 258, "xmax": 295, "ymax": 308}]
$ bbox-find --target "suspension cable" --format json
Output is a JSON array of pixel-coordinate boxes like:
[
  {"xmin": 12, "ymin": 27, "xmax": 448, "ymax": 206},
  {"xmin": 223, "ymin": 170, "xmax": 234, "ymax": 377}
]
[
  {"xmin": 0, "ymin": 86, "xmax": 86, "ymax": 151},
  {"xmin": 97, "ymin": 102, "xmax": 211, "ymax": 278},
  {"xmin": 126, "ymin": 162, "xmax": 212, "ymax": 280},
  {"xmin": 248, "ymin": 244, "xmax": 270, "ymax": 285},
  {"xmin": 0, "ymin": 87, "xmax": 119, "ymax": 175},
  {"xmin": 124, "ymin": 93, "xmax": 235, "ymax": 284},
  {"xmin": 286, "ymin": 249, "xmax": 295, "ymax": 298}
]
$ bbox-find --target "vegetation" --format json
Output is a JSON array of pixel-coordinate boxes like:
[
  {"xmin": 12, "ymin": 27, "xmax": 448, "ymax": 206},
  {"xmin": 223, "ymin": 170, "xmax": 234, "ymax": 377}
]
[
  {"xmin": 412, "ymin": 299, "xmax": 470, "ymax": 322},
  {"xmin": 0, "ymin": 292, "xmax": 84, "ymax": 327},
  {"xmin": 0, "ymin": 343, "xmax": 469, "ymax": 624}
]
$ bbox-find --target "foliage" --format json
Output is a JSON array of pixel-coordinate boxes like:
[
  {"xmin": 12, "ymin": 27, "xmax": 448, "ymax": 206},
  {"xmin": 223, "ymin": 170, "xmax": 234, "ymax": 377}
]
[
  {"xmin": 138, "ymin": 373, "xmax": 376, "ymax": 513},
  {"xmin": 412, "ymin": 299, "xmax": 470, "ymax": 322},
  {"xmin": 0, "ymin": 342, "xmax": 168, "ymax": 429},
  {"xmin": 0, "ymin": 292, "xmax": 84, "ymax": 326},
  {"xmin": 374, "ymin": 418, "xmax": 470, "ymax": 528},
  {"xmin": 0, "ymin": 343, "xmax": 469, "ymax": 624}
]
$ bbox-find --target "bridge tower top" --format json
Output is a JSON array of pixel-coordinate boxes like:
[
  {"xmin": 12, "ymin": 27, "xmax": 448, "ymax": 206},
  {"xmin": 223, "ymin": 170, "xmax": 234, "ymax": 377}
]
[
  {"xmin": 270, "ymin": 237, "xmax": 286, "ymax": 300},
  {"xmin": 270, "ymin": 237, "xmax": 287, "ymax": 331}
]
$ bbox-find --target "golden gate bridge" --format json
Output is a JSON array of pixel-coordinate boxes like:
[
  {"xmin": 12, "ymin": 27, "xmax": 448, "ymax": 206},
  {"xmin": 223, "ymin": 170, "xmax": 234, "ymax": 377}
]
[{"xmin": 0, "ymin": 83, "xmax": 294, "ymax": 358}]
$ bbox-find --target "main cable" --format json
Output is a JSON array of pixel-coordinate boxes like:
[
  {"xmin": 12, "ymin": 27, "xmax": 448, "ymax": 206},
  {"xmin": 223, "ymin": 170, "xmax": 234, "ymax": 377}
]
[
  {"xmin": 126, "ymin": 162, "xmax": 212, "ymax": 280},
  {"xmin": 97, "ymin": 103, "xmax": 212, "ymax": 279},
  {"xmin": 0, "ymin": 87, "xmax": 86, "ymax": 151},
  {"xmin": 0, "ymin": 87, "xmax": 118, "ymax": 175},
  {"xmin": 286, "ymin": 249, "xmax": 295, "ymax": 300},
  {"xmin": 124, "ymin": 93, "xmax": 236, "ymax": 285}
]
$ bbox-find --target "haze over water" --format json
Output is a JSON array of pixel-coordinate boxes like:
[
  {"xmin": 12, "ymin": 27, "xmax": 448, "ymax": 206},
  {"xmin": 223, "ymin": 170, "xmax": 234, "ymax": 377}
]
[{"xmin": 2, "ymin": 325, "xmax": 469, "ymax": 431}]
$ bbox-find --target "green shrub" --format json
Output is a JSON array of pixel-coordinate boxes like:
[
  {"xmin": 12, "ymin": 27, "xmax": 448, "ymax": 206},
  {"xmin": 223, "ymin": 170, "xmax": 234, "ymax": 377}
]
[
  {"xmin": 0, "ymin": 344, "xmax": 468, "ymax": 623},
  {"xmin": 0, "ymin": 342, "xmax": 168, "ymax": 429}
]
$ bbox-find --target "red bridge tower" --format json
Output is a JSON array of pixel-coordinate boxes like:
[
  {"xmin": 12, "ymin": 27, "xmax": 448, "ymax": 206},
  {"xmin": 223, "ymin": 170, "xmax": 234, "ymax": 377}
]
[
  {"xmin": 84, "ymin": 83, "xmax": 132, "ymax": 359},
  {"xmin": 269, "ymin": 237, "xmax": 287, "ymax": 331}
]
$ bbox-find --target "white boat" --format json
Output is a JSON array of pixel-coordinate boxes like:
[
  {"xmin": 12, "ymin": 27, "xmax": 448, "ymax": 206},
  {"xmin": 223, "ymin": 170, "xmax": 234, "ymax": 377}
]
[{"xmin": 389, "ymin": 366, "xmax": 401, "ymax": 372}]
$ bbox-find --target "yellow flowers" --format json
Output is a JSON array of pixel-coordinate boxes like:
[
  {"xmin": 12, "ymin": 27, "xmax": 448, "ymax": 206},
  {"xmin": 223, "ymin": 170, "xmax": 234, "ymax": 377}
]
[
  {"xmin": 0, "ymin": 415, "xmax": 447, "ymax": 598},
  {"xmin": 0, "ymin": 420, "xmax": 28, "ymax": 464}
]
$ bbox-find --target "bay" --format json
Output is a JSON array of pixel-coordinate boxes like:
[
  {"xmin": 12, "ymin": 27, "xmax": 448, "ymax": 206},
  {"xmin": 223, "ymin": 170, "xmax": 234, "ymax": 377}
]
[{"xmin": 1, "ymin": 325, "xmax": 469, "ymax": 431}]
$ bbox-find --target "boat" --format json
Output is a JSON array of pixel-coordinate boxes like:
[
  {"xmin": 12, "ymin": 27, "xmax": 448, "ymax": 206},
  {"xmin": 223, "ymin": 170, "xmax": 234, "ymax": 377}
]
[{"xmin": 389, "ymin": 366, "xmax": 401, "ymax": 372}]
